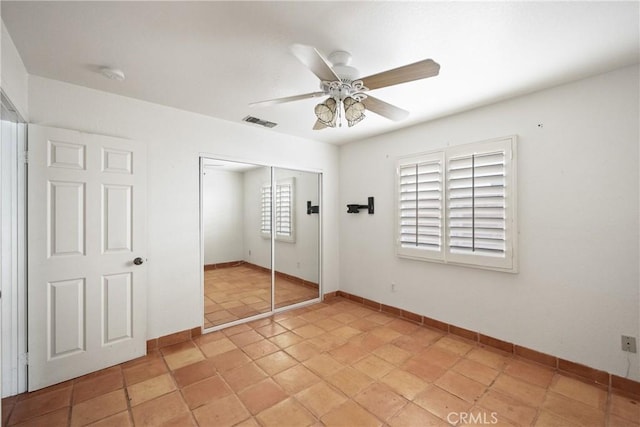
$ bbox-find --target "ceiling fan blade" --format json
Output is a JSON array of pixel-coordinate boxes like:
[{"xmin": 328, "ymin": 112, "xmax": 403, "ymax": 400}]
[
  {"xmin": 360, "ymin": 59, "xmax": 440, "ymax": 91},
  {"xmin": 290, "ymin": 44, "xmax": 340, "ymax": 82},
  {"xmin": 249, "ymin": 91, "xmax": 325, "ymax": 107},
  {"xmin": 362, "ymin": 96, "xmax": 409, "ymax": 121},
  {"xmin": 312, "ymin": 120, "xmax": 327, "ymax": 130}
]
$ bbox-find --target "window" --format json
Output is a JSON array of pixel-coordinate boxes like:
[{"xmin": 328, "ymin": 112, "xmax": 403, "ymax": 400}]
[
  {"xmin": 396, "ymin": 136, "xmax": 517, "ymax": 272},
  {"xmin": 261, "ymin": 178, "xmax": 295, "ymax": 242}
]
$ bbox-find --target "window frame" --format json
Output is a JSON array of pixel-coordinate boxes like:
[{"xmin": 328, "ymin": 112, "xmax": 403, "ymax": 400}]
[{"xmin": 395, "ymin": 135, "xmax": 518, "ymax": 273}]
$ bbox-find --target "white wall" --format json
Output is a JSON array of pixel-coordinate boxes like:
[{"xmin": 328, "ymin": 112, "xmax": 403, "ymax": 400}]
[
  {"xmin": 339, "ymin": 65, "xmax": 640, "ymax": 380},
  {"xmin": 0, "ymin": 19, "xmax": 28, "ymax": 120},
  {"xmin": 28, "ymin": 76, "xmax": 340, "ymax": 339},
  {"xmin": 202, "ymin": 169, "xmax": 244, "ymax": 265}
]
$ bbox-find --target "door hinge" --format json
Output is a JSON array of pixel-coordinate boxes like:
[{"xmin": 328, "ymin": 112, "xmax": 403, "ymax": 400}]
[
  {"xmin": 22, "ymin": 151, "xmax": 29, "ymax": 164},
  {"xmin": 20, "ymin": 352, "xmax": 29, "ymax": 366}
]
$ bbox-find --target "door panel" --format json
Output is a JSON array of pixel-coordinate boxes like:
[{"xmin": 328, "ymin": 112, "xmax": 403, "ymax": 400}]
[
  {"xmin": 102, "ymin": 272, "xmax": 133, "ymax": 344},
  {"xmin": 102, "ymin": 147, "xmax": 132, "ymax": 174},
  {"xmin": 28, "ymin": 124, "xmax": 147, "ymax": 391},
  {"xmin": 48, "ymin": 140, "xmax": 85, "ymax": 169},
  {"xmin": 48, "ymin": 180, "xmax": 85, "ymax": 256},
  {"xmin": 48, "ymin": 278, "xmax": 85, "ymax": 358},
  {"xmin": 102, "ymin": 184, "xmax": 132, "ymax": 253}
]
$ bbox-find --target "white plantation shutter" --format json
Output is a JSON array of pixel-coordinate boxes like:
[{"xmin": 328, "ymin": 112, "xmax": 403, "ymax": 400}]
[
  {"xmin": 397, "ymin": 153, "xmax": 444, "ymax": 260},
  {"xmin": 446, "ymin": 137, "xmax": 515, "ymax": 270},
  {"xmin": 261, "ymin": 178, "xmax": 295, "ymax": 242},
  {"xmin": 447, "ymin": 152, "xmax": 506, "ymax": 256},
  {"xmin": 261, "ymin": 184, "xmax": 272, "ymax": 235},
  {"xmin": 275, "ymin": 182, "xmax": 292, "ymax": 237},
  {"xmin": 396, "ymin": 136, "xmax": 517, "ymax": 272}
]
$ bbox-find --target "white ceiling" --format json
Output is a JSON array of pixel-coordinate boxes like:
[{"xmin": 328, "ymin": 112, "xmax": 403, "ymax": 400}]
[{"xmin": 2, "ymin": 1, "xmax": 639, "ymax": 145}]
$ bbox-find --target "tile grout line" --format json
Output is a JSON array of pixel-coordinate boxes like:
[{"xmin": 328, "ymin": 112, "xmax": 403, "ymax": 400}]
[
  {"xmin": 219, "ymin": 342, "xmax": 262, "ymax": 425},
  {"xmin": 67, "ymin": 382, "xmax": 74, "ymax": 427},
  {"xmin": 170, "ymin": 353, "xmax": 197, "ymax": 426},
  {"xmin": 121, "ymin": 365, "xmax": 136, "ymax": 427}
]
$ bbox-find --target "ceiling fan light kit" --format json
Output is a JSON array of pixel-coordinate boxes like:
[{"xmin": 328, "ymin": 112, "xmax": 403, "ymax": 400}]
[
  {"xmin": 343, "ymin": 96, "xmax": 365, "ymax": 127},
  {"xmin": 314, "ymin": 80, "xmax": 368, "ymax": 128},
  {"xmin": 314, "ymin": 97, "xmax": 337, "ymax": 127},
  {"xmin": 250, "ymin": 44, "xmax": 440, "ymax": 130}
]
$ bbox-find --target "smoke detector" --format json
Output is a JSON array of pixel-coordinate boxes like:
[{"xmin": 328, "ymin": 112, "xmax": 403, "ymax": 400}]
[{"xmin": 100, "ymin": 67, "xmax": 125, "ymax": 81}]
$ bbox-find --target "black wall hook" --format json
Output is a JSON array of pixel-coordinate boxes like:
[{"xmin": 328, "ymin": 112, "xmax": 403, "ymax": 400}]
[
  {"xmin": 347, "ymin": 197, "xmax": 374, "ymax": 214},
  {"xmin": 307, "ymin": 201, "xmax": 319, "ymax": 215}
]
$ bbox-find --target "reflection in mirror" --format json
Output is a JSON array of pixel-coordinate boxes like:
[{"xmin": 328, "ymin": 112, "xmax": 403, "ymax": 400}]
[
  {"xmin": 273, "ymin": 168, "xmax": 320, "ymax": 308},
  {"xmin": 202, "ymin": 159, "xmax": 272, "ymax": 329}
]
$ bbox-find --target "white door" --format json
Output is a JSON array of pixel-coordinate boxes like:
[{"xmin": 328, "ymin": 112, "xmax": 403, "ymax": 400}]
[{"xmin": 27, "ymin": 125, "xmax": 147, "ymax": 391}]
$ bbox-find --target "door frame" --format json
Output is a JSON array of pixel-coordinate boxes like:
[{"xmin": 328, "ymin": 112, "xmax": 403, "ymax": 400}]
[
  {"xmin": 198, "ymin": 153, "xmax": 323, "ymax": 333},
  {"xmin": 0, "ymin": 91, "xmax": 28, "ymax": 397}
]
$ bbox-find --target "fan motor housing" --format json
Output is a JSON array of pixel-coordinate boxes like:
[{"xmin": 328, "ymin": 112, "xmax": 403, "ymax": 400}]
[
  {"xmin": 333, "ymin": 65, "xmax": 359, "ymax": 83},
  {"xmin": 328, "ymin": 50, "xmax": 359, "ymax": 83}
]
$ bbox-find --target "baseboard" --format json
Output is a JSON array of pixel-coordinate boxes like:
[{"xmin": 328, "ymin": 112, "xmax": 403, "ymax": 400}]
[
  {"xmin": 334, "ymin": 290, "xmax": 640, "ymax": 397},
  {"xmin": 203, "ymin": 261, "xmax": 244, "ymax": 270},
  {"xmin": 204, "ymin": 261, "xmax": 319, "ymax": 289},
  {"xmin": 146, "ymin": 327, "xmax": 201, "ymax": 352}
]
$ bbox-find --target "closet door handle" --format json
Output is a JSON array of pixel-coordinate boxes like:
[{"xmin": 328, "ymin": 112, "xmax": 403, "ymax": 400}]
[{"xmin": 133, "ymin": 257, "xmax": 144, "ymax": 265}]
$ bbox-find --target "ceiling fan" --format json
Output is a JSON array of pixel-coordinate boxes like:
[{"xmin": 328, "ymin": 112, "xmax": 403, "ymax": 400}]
[{"xmin": 249, "ymin": 44, "xmax": 440, "ymax": 130}]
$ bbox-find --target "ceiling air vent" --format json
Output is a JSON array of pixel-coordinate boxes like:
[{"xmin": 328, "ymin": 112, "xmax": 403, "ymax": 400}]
[{"xmin": 243, "ymin": 116, "xmax": 277, "ymax": 128}]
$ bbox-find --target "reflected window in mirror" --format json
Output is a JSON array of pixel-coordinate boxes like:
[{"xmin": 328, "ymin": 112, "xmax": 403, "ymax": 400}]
[{"xmin": 260, "ymin": 178, "xmax": 295, "ymax": 243}]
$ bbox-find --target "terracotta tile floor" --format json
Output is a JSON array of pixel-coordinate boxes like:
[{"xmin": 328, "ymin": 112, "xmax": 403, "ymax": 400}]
[
  {"xmin": 204, "ymin": 265, "xmax": 319, "ymax": 329},
  {"xmin": 3, "ymin": 297, "xmax": 639, "ymax": 426}
]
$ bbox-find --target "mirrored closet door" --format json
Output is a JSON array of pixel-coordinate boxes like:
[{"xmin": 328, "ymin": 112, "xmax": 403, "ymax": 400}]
[
  {"xmin": 201, "ymin": 158, "xmax": 321, "ymax": 331},
  {"xmin": 273, "ymin": 167, "xmax": 320, "ymax": 308}
]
